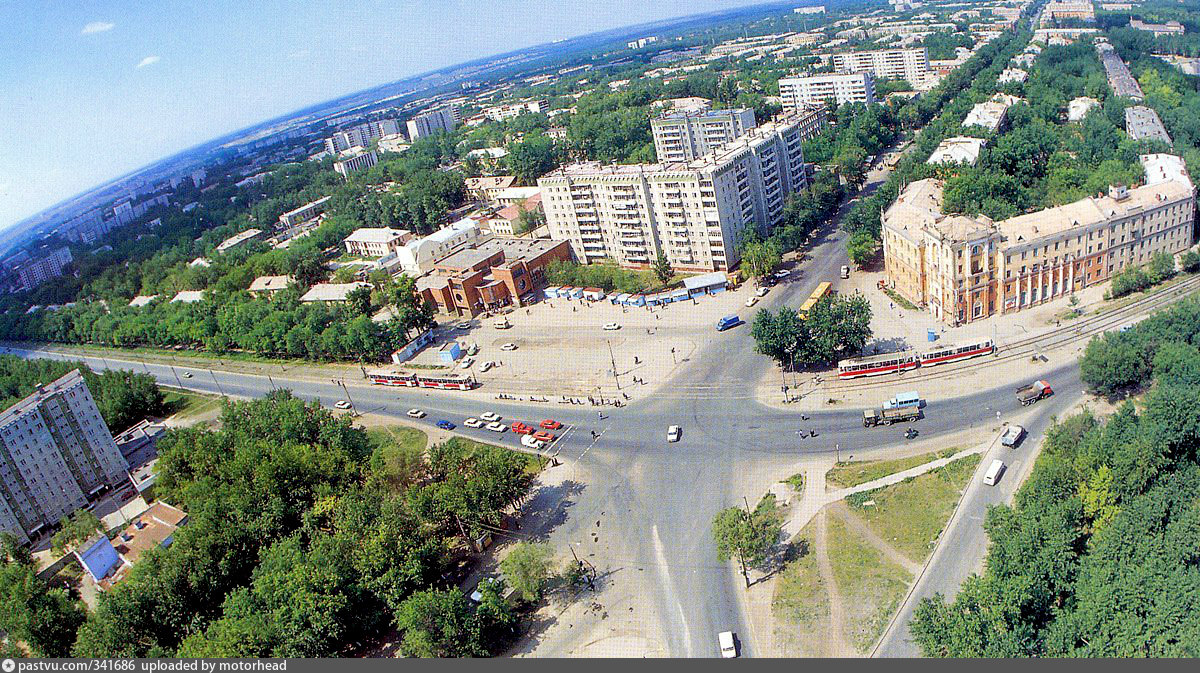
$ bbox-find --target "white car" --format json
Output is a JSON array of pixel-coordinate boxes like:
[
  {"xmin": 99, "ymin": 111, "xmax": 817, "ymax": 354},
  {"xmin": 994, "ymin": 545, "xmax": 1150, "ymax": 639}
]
[
  {"xmin": 840, "ymin": 265, "xmax": 851, "ymax": 279},
  {"xmin": 667, "ymin": 425, "xmax": 681, "ymax": 442},
  {"xmin": 500, "ymin": 342, "xmax": 517, "ymax": 351},
  {"xmin": 407, "ymin": 408, "xmax": 425, "ymax": 418},
  {"xmin": 494, "ymin": 320, "xmax": 512, "ymax": 329},
  {"xmin": 334, "ymin": 400, "xmax": 351, "ymax": 410},
  {"xmin": 745, "ymin": 297, "xmax": 758, "ymax": 307},
  {"xmin": 719, "ymin": 631, "xmax": 738, "ymax": 658},
  {"xmin": 521, "ymin": 435, "xmax": 545, "ymax": 450},
  {"xmin": 755, "ymin": 286, "xmax": 770, "ymax": 297},
  {"xmin": 486, "ymin": 421, "xmax": 507, "ymax": 433},
  {"xmin": 603, "ymin": 322, "xmax": 621, "ymax": 331},
  {"xmin": 773, "ymin": 269, "xmax": 790, "ymax": 279},
  {"xmin": 181, "ymin": 371, "xmax": 193, "ymax": 379},
  {"xmin": 459, "ymin": 356, "xmax": 475, "ymax": 369},
  {"xmin": 479, "ymin": 361, "xmax": 494, "ymax": 372},
  {"xmin": 480, "ymin": 411, "xmax": 501, "ymax": 422},
  {"xmin": 455, "ymin": 323, "xmax": 471, "ymax": 331},
  {"xmin": 464, "ymin": 417, "xmax": 483, "ymax": 428}
]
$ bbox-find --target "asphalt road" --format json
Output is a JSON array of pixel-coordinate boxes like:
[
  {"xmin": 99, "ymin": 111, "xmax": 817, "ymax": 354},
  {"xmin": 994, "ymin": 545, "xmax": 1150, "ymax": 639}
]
[{"xmin": 3, "ymin": 161, "xmax": 1091, "ymax": 658}]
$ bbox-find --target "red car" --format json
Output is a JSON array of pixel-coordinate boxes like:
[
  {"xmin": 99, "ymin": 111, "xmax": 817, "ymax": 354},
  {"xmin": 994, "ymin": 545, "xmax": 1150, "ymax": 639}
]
[
  {"xmin": 540, "ymin": 419, "xmax": 563, "ymax": 430},
  {"xmin": 511, "ymin": 421, "xmax": 534, "ymax": 435},
  {"xmin": 533, "ymin": 430, "xmax": 556, "ymax": 443}
]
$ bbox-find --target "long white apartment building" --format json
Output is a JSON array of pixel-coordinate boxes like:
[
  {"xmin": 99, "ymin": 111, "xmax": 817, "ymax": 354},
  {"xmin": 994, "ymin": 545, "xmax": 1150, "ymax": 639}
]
[
  {"xmin": 0, "ymin": 370, "xmax": 129, "ymax": 545},
  {"xmin": 778, "ymin": 72, "xmax": 877, "ymax": 109},
  {"xmin": 832, "ymin": 48, "xmax": 930, "ymax": 85},
  {"xmin": 651, "ymin": 108, "xmax": 757, "ymax": 162},
  {"xmin": 324, "ymin": 119, "xmax": 401, "ymax": 154},
  {"xmin": 539, "ymin": 115, "xmax": 809, "ymax": 272},
  {"xmin": 406, "ymin": 107, "xmax": 458, "ymax": 141}
]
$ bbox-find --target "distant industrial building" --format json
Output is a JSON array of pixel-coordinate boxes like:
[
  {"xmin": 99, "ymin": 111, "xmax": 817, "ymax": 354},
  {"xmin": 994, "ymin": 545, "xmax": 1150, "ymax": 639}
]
[
  {"xmin": 651, "ymin": 108, "xmax": 757, "ymax": 162},
  {"xmin": 0, "ymin": 370, "xmax": 129, "ymax": 545},
  {"xmin": 778, "ymin": 72, "xmax": 877, "ymax": 108}
]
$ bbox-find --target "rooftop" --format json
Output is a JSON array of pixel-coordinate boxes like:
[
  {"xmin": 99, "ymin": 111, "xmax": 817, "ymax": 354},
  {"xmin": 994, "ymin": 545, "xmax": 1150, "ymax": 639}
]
[
  {"xmin": 170, "ymin": 290, "xmax": 205, "ymax": 304},
  {"xmin": 0, "ymin": 369, "xmax": 87, "ymax": 428},
  {"xmin": 215, "ymin": 228, "xmax": 263, "ymax": 252},
  {"xmin": 248, "ymin": 275, "xmax": 293, "ymax": 293},
  {"xmin": 128, "ymin": 294, "xmax": 158, "ymax": 308},
  {"xmin": 434, "ymin": 237, "xmax": 563, "ymax": 270},
  {"xmin": 299, "ymin": 282, "xmax": 371, "ymax": 302},
  {"xmin": 344, "ymin": 227, "xmax": 411, "ymax": 244},
  {"xmin": 465, "ymin": 175, "xmax": 517, "ymax": 191}
]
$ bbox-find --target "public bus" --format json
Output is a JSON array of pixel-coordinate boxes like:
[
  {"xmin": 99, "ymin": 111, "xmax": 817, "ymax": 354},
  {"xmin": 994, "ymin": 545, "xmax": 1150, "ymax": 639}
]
[
  {"xmin": 798, "ymin": 281, "xmax": 833, "ymax": 319},
  {"xmin": 367, "ymin": 369, "xmax": 477, "ymax": 390}
]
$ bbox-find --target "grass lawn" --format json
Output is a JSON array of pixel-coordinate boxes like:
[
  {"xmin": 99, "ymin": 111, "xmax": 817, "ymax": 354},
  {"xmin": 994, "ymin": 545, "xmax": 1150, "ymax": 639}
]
[
  {"xmin": 845, "ymin": 454, "xmax": 981, "ymax": 562},
  {"xmin": 772, "ymin": 521, "xmax": 828, "ymax": 654},
  {"xmin": 161, "ymin": 387, "xmax": 223, "ymax": 423},
  {"xmin": 827, "ymin": 447, "xmax": 962, "ymax": 489},
  {"xmin": 825, "ymin": 514, "xmax": 913, "ymax": 654},
  {"xmin": 366, "ymin": 426, "xmax": 429, "ymax": 454},
  {"xmin": 881, "ymin": 287, "xmax": 916, "ymax": 311},
  {"xmin": 785, "ymin": 472, "xmax": 806, "ymax": 492}
]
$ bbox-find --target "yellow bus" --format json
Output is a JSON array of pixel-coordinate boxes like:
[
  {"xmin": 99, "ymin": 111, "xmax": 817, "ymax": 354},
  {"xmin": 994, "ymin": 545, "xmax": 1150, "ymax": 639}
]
[{"xmin": 798, "ymin": 281, "xmax": 832, "ymax": 319}]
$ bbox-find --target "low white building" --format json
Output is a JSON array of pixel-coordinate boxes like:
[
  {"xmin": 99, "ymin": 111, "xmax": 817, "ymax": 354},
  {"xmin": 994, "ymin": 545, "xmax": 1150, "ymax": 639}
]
[
  {"xmin": 997, "ymin": 68, "xmax": 1029, "ymax": 84},
  {"xmin": 170, "ymin": 290, "xmax": 205, "ymax": 304},
  {"xmin": 215, "ymin": 228, "xmax": 262, "ymax": 253},
  {"xmin": 1067, "ymin": 96, "xmax": 1101, "ymax": 122},
  {"xmin": 926, "ymin": 136, "xmax": 988, "ymax": 165},
  {"xmin": 299, "ymin": 282, "xmax": 372, "ymax": 303},
  {"xmin": 386, "ymin": 217, "xmax": 483, "ymax": 276},
  {"xmin": 128, "ymin": 295, "xmax": 158, "ymax": 308},
  {"xmin": 343, "ymin": 228, "xmax": 412, "ymax": 258}
]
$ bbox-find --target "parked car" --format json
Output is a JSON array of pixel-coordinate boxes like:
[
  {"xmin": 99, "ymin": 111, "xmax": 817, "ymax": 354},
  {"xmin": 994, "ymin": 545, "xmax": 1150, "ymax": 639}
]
[
  {"xmin": 466, "ymin": 343, "xmax": 479, "ymax": 356},
  {"xmin": 480, "ymin": 411, "xmax": 501, "ymax": 422},
  {"xmin": 407, "ymin": 408, "xmax": 425, "ymax": 418},
  {"xmin": 334, "ymin": 400, "xmax": 351, "ymax": 410},
  {"xmin": 455, "ymin": 323, "xmax": 471, "ymax": 331},
  {"xmin": 500, "ymin": 342, "xmax": 517, "ymax": 351},
  {"xmin": 745, "ymin": 297, "xmax": 758, "ymax": 307},
  {"xmin": 755, "ymin": 286, "xmax": 770, "ymax": 297},
  {"xmin": 773, "ymin": 269, "xmax": 790, "ymax": 279},
  {"xmin": 511, "ymin": 421, "xmax": 534, "ymax": 434},
  {"xmin": 459, "ymin": 356, "xmax": 475, "ymax": 369},
  {"xmin": 521, "ymin": 435, "xmax": 545, "ymax": 450},
  {"xmin": 479, "ymin": 361, "xmax": 494, "ymax": 372},
  {"xmin": 486, "ymin": 421, "xmax": 507, "ymax": 433},
  {"xmin": 667, "ymin": 425, "xmax": 682, "ymax": 442},
  {"xmin": 603, "ymin": 322, "xmax": 621, "ymax": 331},
  {"xmin": 464, "ymin": 417, "xmax": 483, "ymax": 428},
  {"xmin": 719, "ymin": 631, "xmax": 739, "ymax": 658},
  {"xmin": 533, "ymin": 430, "xmax": 555, "ymax": 443},
  {"xmin": 540, "ymin": 419, "xmax": 563, "ymax": 430},
  {"xmin": 494, "ymin": 319, "xmax": 512, "ymax": 329},
  {"xmin": 436, "ymin": 420, "xmax": 456, "ymax": 430}
]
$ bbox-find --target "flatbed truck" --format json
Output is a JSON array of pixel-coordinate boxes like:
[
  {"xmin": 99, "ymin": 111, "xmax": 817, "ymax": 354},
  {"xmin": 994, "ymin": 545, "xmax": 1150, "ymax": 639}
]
[{"xmin": 863, "ymin": 406, "xmax": 920, "ymax": 427}]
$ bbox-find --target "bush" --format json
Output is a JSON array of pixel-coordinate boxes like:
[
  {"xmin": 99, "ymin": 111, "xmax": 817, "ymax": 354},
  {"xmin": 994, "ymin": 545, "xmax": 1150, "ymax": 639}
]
[
  {"xmin": 1147, "ymin": 252, "xmax": 1176, "ymax": 285},
  {"xmin": 1108, "ymin": 267, "xmax": 1151, "ymax": 299},
  {"xmin": 1180, "ymin": 250, "xmax": 1200, "ymax": 273}
]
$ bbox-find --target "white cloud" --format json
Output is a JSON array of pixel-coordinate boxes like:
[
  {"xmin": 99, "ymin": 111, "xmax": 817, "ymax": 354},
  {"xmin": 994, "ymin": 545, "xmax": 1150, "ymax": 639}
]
[
  {"xmin": 81, "ymin": 21, "xmax": 115, "ymax": 35},
  {"xmin": 136, "ymin": 56, "xmax": 161, "ymax": 69}
]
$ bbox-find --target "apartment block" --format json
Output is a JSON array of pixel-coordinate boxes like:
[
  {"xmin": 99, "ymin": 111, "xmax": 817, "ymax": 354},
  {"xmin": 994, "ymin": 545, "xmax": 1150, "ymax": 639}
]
[
  {"xmin": 333, "ymin": 148, "xmax": 378, "ymax": 177},
  {"xmin": 539, "ymin": 114, "xmax": 809, "ymax": 272},
  {"xmin": 1125, "ymin": 105, "xmax": 1172, "ymax": 145},
  {"xmin": 651, "ymin": 108, "xmax": 757, "ymax": 162},
  {"xmin": 882, "ymin": 154, "xmax": 1195, "ymax": 325},
  {"xmin": 11, "ymin": 247, "xmax": 73, "ymax": 292},
  {"xmin": 0, "ymin": 370, "xmax": 129, "ymax": 545},
  {"xmin": 482, "ymin": 100, "xmax": 548, "ymax": 122},
  {"xmin": 323, "ymin": 119, "xmax": 401, "ymax": 154},
  {"xmin": 344, "ymin": 227, "xmax": 412, "ymax": 257},
  {"xmin": 278, "ymin": 196, "xmax": 331, "ymax": 228},
  {"xmin": 832, "ymin": 48, "xmax": 930, "ymax": 85},
  {"xmin": 406, "ymin": 107, "xmax": 458, "ymax": 141},
  {"xmin": 778, "ymin": 72, "xmax": 877, "ymax": 109}
]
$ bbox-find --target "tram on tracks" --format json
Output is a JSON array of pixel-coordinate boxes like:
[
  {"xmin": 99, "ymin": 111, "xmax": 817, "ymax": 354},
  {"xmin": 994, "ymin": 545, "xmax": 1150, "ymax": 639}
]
[{"xmin": 837, "ymin": 338, "xmax": 995, "ymax": 380}]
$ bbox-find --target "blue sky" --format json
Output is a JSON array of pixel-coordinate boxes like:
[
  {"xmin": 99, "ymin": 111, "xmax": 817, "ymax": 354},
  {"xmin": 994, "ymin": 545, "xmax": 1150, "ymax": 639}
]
[{"xmin": 0, "ymin": 0, "xmax": 770, "ymax": 230}]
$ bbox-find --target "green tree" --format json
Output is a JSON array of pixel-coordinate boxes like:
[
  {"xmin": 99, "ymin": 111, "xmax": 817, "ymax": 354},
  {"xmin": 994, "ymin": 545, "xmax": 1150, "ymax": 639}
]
[
  {"xmin": 51, "ymin": 509, "xmax": 102, "ymax": 556},
  {"xmin": 711, "ymin": 496, "xmax": 782, "ymax": 588},
  {"xmin": 846, "ymin": 230, "xmax": 879, "ymax": 267},
  {"xmin": 499, "ymin": 542, "xmax": 555, "ymax": 603},
  {"xmin": 799, "ymin": 293, "xmax": 873, "ymax": 365},
  {"xmin": 750, "ymin": 306, "xmax": 804, "ymax": 367},
  {"xmin": 1080, "ymin": 333, "xmax": 1151, "ymax": 396},
  {"xmin": 505, "ymin": 136, "xmax": 560, "ymax": 184},
  {"xmin": 740, "ymin": 238, "xmax": 783, "ymax": 281},
  {"xmin": 0, "ymin": 561, "xmax": 86, "ymax": 657},
  {"xmin": 652, "ymin": 252, "xmax": 673, "ymax": 285},
  {"xmin": 1147, "ymin": 251, "xmax": 1176, "ymax": 285},
  {"xmin": 394, "ymin": 588, "xmax": 486, "ymax": 658},
  {"xmin": 346, "ymin": 285, "xmax": 372, "ymax": 317}
]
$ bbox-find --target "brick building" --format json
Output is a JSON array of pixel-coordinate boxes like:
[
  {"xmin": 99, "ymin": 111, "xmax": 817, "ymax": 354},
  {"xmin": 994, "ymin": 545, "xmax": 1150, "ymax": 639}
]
[{"xmin": 416, "ymin": 238, "xmax": 571, "ymax": 316}]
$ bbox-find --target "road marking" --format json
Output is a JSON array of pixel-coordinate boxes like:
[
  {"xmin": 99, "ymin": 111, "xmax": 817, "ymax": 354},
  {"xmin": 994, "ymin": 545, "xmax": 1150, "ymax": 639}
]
[
  {"xmin": 571, "ymin": 424, "xmax": 607, "ymax": 466},
  {"xmin": 651, "ymin": 524, "xmax": 693, "ymax": 657}
]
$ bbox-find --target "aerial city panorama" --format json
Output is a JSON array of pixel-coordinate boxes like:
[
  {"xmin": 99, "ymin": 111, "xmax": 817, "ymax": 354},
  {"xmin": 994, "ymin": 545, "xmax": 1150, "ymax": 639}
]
[{"xmin": 1, "ymin": 0, "xmax": 1199, "ymax": 661}]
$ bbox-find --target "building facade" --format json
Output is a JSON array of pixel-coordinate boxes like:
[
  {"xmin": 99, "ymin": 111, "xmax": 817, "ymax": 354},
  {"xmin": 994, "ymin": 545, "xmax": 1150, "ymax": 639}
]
[
  {"xmin": 0, "ymin": 370, "xmax": 129, "ymax": 545},
  {"xmin": 416, "ymin": 238, "xmax": 572, "ymax": 317},
  {"xmin": 324, "ymin": 119, "xmax": 401, "ymax": 154},
  {"xmin": 778, "ymin": 72, "xmax": 877, "ymax": 109},
  {"xmin": 333, "ymin": 148, "xmax": 378, "ymax": 177},
  {"xmin": 882, "ymin": 154, "xmax": 1196, "ymax": 324},
  {"xmin": 343, "ymin": 227, "xmax": 412, "ymax": 257},
  {"xmin": 11, "ymin": 247, "xmax": 73, "ymax": 292},
  {"xmin": 539, "ymin": 114, "xmax": 809, "ymax": 272},
  {"xmin": 406, "ymin": 107, "xmax": 458, "ymax": 141},
  {"xmin": 651, "ymin": 108, "xmax": 757, "ymax": 162},
  {"xmin": 831, "ymin": 48, "xmax": 930, "ymax": 85}
]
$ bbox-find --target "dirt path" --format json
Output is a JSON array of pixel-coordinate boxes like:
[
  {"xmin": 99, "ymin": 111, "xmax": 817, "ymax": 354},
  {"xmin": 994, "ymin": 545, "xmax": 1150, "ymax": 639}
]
[
  {"xmin": 814, "ymin": 509, "xmax": 855, "ymax": 657},
  {"xmin": 829, "ymin": 501, "xmax": 922, "ymax": 575}
]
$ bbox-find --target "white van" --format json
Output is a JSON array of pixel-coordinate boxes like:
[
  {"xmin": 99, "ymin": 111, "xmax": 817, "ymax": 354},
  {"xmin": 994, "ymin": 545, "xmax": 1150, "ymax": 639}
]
[
  {"xmin": 983, "ymin": 459, "xmax": 1006, "ymax": 486},
  {"xmin": 718, "ymin": 631, "xmax": 738, "ymax": 658}
]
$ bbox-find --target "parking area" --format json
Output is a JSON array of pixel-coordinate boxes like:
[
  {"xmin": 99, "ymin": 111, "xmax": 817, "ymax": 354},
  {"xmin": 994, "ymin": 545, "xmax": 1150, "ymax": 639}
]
[{"xmin": 405, "ymin": 280, "xmax": 762, "ymax": 400}]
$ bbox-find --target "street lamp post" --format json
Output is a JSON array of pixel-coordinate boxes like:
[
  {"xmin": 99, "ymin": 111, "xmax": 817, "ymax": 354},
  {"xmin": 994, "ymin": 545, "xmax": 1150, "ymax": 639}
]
[
  {"xmin": 208, "ymin": 369, "xmax": 226, "ymax": 398},
  {"xmin": 338, "ymin": 380, "xmax": 358, "ymax": 415},
  {"xmin": 169, "ymin": 365, "xmax": 183, "ymax": 389},
  {"xmin": 607, "ymin": 340, "xmax": 621, "ymax": 391}
]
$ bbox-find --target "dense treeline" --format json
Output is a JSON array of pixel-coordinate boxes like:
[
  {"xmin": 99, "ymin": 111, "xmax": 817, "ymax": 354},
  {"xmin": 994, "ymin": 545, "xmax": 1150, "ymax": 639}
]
[
  {"xmin": 0, "ymin": 356, "xmax": 164, "ymax": 434},
  {"xmin": 55, "ymin": 392, "xmax": 540, "ymax": 657},
  {"xmin": 911, "ymin": 298, "xmax": 1200, "ymax": 656}
]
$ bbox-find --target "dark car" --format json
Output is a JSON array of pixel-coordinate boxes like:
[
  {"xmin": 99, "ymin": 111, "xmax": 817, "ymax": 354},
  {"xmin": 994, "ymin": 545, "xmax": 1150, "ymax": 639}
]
[{"xmin": 436, "ymin": 420, "xmax": 456, "ymax": 430}]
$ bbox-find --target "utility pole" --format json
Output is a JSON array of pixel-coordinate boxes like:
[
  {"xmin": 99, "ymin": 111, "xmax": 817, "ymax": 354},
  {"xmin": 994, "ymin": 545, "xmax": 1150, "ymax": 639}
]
[
  {"xmin": 208, "ymin": 369, "xmax": 226, "ymax": 398},
  {"xmin": 169, "ymin": 365, "xmax": 183, "ymax": 389},
  {"xmin": 338, "ymin": 380, "xmax": 358, "ymax": 415},
  {"xmin": 267, "ymin": 374, "xmax": 276, "ymax": 391},
  {"xmin": 606, "ymin": 339, "xmax": 621, "ymax": 390}
]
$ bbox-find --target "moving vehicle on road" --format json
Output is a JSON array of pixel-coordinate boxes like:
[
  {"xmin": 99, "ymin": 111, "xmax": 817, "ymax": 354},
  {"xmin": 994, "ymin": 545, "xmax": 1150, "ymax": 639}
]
[
  {"xmin": 436, "ymin": 420, "xmax": 456, "ymax": 430},
  {"xmin": 884, "ymin": 391, "xmax": 921, "ymax": 410},
  {"xmin": 486, "ymin": 421, "xmax": 507, "ymax": 433},
  {"xmin": 1001, "ymin": 424, "xmax": 1026, "ymax": 447},
  {"xmin": 334, "ymin": 400, "xmax": 351, "ymax": 410},
  {"xmin": 500, "ymin": 342, "xmax": 517, "ymax": 351},
  {"xmin": 667, "ymin": 425, "xmax": 682, "ymax": 442},
  {"xmin": 798, "ymin": 282, "xmax": 833, "ymax": 320},
  {"xmin": 863, "ymin": 405, "xmax": 921, "ymax": 427},
  {"xmin": 181, "ymin": 371, "xmax": 193, "ymax": 378},
  {"xmin": 918, "ymin": 339, "xmax": 995, "ymax": 367},
  {"xmin": 603, "ymin": 322, "xmax": 621, "ymax": 331},
  {"xmin": 983, "ymin": 459, "xmax": 1007, "ymax": 486},
  {"xmin": 521, "ymin": 435, "xmax": 545, "ymax": 450},
  {"xmin": 1015, "ymin": 380, "xmax": 1053, "ymax": 406},
  {"xmin": 719, "ymin": 631, "xmax": 738, "ymax": 658},
  {"xmin": 407, "ymin": 408, "xmax": 425, "ymax": 418},
  {"xmin": 716, "ymin": 315, "xmax": 743, "ymax": 331},
  {"xmin": 838, "ymin": 351, "xmax": 919, "ymax": 379},
  {"xmin": 464, "ymin": 417, "xmax": 483, "ymax": 428},
  {"xmin": 480, "ymin": 411, "xmax": 501, "ymax": 422},
  {"xmin": 511, "ymin": 421, "xmax": 533, "ymax": 434},
  {"xmin": 540, "ymin": 419, "xmax": 562, "ymax": 430},
  {"xmin": 368, "ymin": 369, "xmax": 477, "ymax": 390}
]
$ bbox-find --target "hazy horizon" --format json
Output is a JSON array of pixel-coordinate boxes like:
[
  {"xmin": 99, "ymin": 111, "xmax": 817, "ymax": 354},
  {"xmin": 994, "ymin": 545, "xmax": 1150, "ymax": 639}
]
[{"xmin": 0, "ymin": 0, "xmax": 779, "ymax": 231}]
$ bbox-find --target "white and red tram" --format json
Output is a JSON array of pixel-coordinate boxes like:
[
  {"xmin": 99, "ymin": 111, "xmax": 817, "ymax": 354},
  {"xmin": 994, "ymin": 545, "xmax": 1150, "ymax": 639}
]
[
  {"xmin": 368, "ymin": 369, "xmax": 477, "ymax": 390},
  {"xmin": 837, "ymin": 338, "xmax": 995, "ymax": 380}
]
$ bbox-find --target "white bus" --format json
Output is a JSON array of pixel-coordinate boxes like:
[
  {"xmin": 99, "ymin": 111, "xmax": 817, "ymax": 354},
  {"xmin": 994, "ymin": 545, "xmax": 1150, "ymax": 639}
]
[{"xmin": 983, "ymin": 459, "xmax": 1007, "ymax": 486}]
